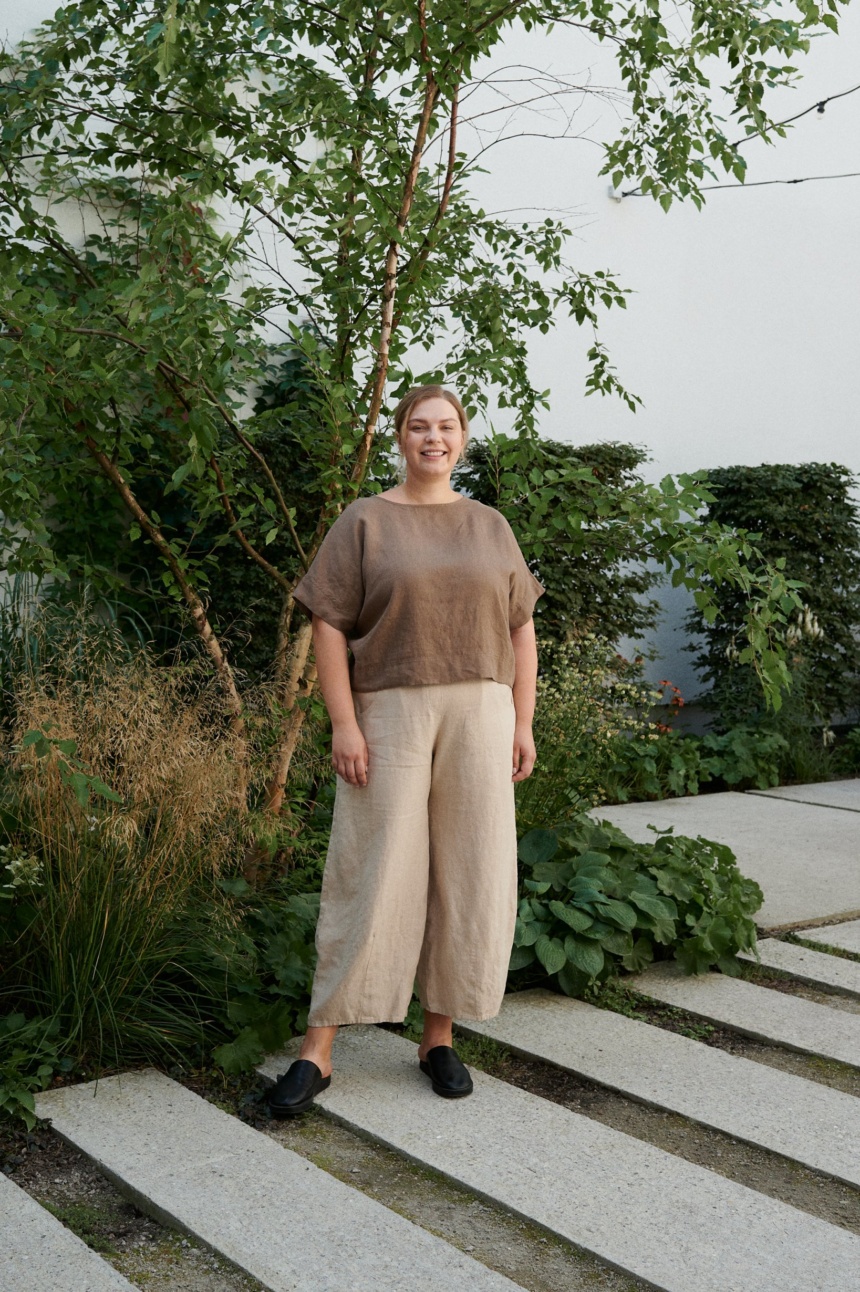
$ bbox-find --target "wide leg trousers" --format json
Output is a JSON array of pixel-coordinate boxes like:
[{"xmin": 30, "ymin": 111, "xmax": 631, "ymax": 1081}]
[{"xmin": 307, "ymin": 679, "xmax": 519, "ymax": 1026}]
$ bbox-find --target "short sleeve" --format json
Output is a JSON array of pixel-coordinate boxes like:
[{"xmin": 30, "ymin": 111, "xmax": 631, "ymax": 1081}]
[
  {"xmin": 292, "ymin": 506, "xmax": 365, "ymax": 634},
  {"xmin": 508, "ymin": 533, "xmax": 545, "ymax": 629}
]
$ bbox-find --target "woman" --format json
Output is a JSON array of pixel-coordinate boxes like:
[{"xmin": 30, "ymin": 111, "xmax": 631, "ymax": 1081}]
[{"xmin": 267, "ymin": 385, "xmax": 544, "ymax": 1115}]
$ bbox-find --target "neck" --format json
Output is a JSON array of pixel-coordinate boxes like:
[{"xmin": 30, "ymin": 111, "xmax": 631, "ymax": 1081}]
[{"xmin": 400, "ymin": 477, "xmax": 459, "ymax": 504}]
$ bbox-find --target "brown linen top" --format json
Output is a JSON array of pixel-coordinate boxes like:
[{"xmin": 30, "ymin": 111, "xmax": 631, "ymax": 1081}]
[{"xmin": 291, "ymin": 494, "xmax": 545, "ymax": 692}]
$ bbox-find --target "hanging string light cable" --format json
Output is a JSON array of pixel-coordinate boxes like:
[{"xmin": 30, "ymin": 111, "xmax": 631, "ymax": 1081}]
[{"xmin": 618, "ymin": 82, "xmax": 860, "ymax": 198}]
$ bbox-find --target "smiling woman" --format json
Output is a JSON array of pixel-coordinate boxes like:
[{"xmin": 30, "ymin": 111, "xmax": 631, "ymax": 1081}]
[
  {"xmin": 389, "ymin": 385, "xmax": 471, "ymax": 498},
  {"xmin": 264, "ymin": 384, "xmax": 545, "ymax": 1116}
]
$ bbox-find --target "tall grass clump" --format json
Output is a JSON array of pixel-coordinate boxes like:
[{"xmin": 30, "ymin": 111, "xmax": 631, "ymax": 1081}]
[{"xmin": 0, "ymin": 594, "xmax": 328, "ymax": 1093}]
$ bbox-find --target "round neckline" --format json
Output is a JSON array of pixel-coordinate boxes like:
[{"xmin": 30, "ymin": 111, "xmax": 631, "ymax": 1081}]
[{"xmin": 375, "ymin": 493, "xmax": 467, "ymax": 507}]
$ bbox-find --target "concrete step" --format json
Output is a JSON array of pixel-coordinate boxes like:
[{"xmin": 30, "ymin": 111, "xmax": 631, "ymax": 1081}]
[
  {"xmin": 259, "ymin": 1027, "xmax": 860, "ymax": 1292},
  {"xmin": 799, "ymin": 919, "xmax": 860, "ymax": 956},
  {"xmin": 457, "ymin": 989, "xmax": 860, "ymax": 1187},
  {"xmin": 739, "ymin": 938, "xmax": 860, "ymax": 998},
  {"xmin": 33, "ymin": 1069, "xmax": 522, "ymax": 1292},
  {"xmin": 0, "ymin": 1171, "xmax": 137, "ymax": 1292},
  {"xmin": 592, "ymin": 792, "xmax": 860, "ymax": 929},
  {"xmin": 748, "ymin": 778, "xmax": 860, "ymax": 813},
  {"xmin": 630, "ymin": 964, "xmax": 860, "ymax": 1067}
]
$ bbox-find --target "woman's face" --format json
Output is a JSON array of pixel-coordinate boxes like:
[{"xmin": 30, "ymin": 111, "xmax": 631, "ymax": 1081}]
[{"xmin": 398, "ymin": 397, "xmax": 465, "ymax": 482}]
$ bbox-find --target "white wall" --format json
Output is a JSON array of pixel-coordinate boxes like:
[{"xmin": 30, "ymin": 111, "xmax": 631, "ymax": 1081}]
[
  {"xmin": 462, "ymin": 13, "xmax": 860, "ymax": 697},
  {"xmin": 6, "ymin": 4, "xmax": 859, "ymax": 697}
]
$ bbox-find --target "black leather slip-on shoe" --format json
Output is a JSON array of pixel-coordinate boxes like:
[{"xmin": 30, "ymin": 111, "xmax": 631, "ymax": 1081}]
[
  {"xmin": 419, "ymin": 1044, "xmax": 474, "ymax": 1098},
  {"xmin": 266, "ymin": 1059, "xmax": 331, "ymax": 1117}
]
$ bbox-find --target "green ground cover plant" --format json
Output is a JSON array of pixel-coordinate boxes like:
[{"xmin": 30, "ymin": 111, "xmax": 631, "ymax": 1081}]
[{"xmin": 511, "ymin": 816, "xmax": 762, "ymax": 997}]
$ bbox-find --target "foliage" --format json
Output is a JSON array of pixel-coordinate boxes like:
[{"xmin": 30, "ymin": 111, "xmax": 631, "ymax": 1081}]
[
  {"xmin": 209, "ymin": 881, "xmax": 320, "ymax": 1075},
  {"xmin": 514, "ymin": 635, "xmax": 661, "ymax": 829},
  {"xmin": 511, "ymin": 816, "xmax": 762, "ymax": 996},
  {"xmin": 456, "ymin": 440, "xmax": 660, "ymax": 644},
  {"xmin": 605, "ymin": 724, "xmax": 789, "ymax": 802},
  {"xmin": 0, "ymin": 1013, "xmax": 73, "ymax": 1130},
  {"xmin": 0, "ymin": 612, "xmax": 330, "ymax": 1115},
  {"xmin": 686, "ymin": 463, "xmax": 860, "ymax": 726},
  {"xmin": 454, "ymin": 430, "xmax": 803, "ymax": 710},
  {"xmin": 0, "ymin": 0, "xmax": 838, "ymax": 830}
]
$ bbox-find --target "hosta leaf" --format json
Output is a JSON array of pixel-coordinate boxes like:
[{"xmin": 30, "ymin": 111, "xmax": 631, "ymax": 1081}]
[
  {"xmin": 579, "ymin": 918, "xmax": 613, "ymax": 940},
  {"xmin": 594, "ymin": 898, "xmax": 638, "ymax": 930},
  {"xmin": 509, "ymin": 944, "xmax": 536, "ymax": 971},
  {"xmin": 535, "ymin": 934, "xmax": 567, "ymax": 976},
  {"xmin": 557, "ymin": 962, "xmax": 588, "ymax": 998},
  {"xmin": 515, "ymin": 920, "xmax": 541, "ymax": 947},
  {"xmin": 547, "ymin": 900, "xmax": 593, "ymax": 932},
  {"xmin": 569, "ymin": 879, "xmax": 605, "ymax": 903},
  {"xmin": 563, "ymin": 935, "xmax": 604, "ymax": 979},
  {"xmin": 518, "ymin": 829, "xmax": 558, "ymax": 865},
  {"xmin": 601, "ymin": 929, "xmax": 634, "ymax": 957},
  {"xmin": 629, "ymin": 892, "xmax": 678, "ymax": 922}
]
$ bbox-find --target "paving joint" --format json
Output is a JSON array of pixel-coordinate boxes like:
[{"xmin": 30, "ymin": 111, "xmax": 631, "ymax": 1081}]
[
  {"xmin": 260, "ymin": 1027, "xmax": 860, "ymax": 1292},
  {"xmin": 451, "ymin": 1023, "xmax": 860, "ymax": 1227}
]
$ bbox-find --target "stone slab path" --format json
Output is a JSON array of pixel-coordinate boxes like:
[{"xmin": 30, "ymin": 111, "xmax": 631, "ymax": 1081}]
[
  {"xmin": 457, "ymin": 989, "xmax": 860, "ymax": 1186},
  {"xmin": 594, "ymin": 791, "xmax": 860, "ymax": 929},
  {"xmin": 749, "ymin": 778, "xmax": 860, "ymax": 813},
  {"xmin": 799, "ymin": 919, "xmax": 860, "ymax": 956},
  {"xmin": 739, "ymin": 938, "xmax": 860, "ymax": 998},
  {"xmin": 630, "ymin": 964, "xmax": 860, "ymax": 1067},
  {"xmin": 259, "ymin": 1028, "xmax": 860, "ymax": 1292},
  {"xmin": 33, "ymin": 1069, "xmax": 522, "ymax": 1292},
  {"xmin": 0, "ymin": 1171, "xmax": 137, "ymax": 1292}
]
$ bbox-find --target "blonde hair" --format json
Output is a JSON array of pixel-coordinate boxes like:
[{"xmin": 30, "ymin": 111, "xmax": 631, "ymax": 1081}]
[{"xmin": 392, "ymin": 385, "xmax": 470, "ymax": 465}]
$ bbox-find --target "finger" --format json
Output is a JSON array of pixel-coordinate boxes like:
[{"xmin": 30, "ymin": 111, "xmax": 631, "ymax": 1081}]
[{"xmin": 347, "ymin": 755, "xmax": 368, "ymax": 787}]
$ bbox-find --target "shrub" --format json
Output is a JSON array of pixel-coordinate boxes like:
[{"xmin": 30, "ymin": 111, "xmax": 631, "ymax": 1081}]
[
  {"xmin": 604, "ymin": 724, "xmax": 789, "ymax": 802},
  {"xmin": 686, "ymin": 463, "xmax": 860, "ymax": 727},
  {"xmin": 514, "ymin": 635, "xmax": 660, "ymax": 830},
  {"xmin": 510, "ymin": 815, "xmax": 762, "ymax": 996},
  {"xmin": 455, "ymin": 439, "xmax": 660, "ymax": 644}
]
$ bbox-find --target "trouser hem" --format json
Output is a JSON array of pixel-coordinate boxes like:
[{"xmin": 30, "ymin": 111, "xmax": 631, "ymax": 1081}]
[{"xmin": 306, "ymin": 1014, "xmax": 410, "ymax": 1028}]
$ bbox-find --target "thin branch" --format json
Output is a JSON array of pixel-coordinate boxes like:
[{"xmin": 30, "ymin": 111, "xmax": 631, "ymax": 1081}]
[
  {"xmin": 348, "ymin": 0, "xmax": 441, "ymax": 490},
  {"xmin": 208, "ymin": 453, "xmax": 296, "ymax": 592}
]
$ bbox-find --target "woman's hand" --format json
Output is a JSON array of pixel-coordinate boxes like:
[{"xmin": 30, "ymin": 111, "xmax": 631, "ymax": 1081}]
[
  {"xmin": 512, "ymin": 721, "xmax": 536, "ymax": 782},
  {"xmin": 332, "ymin": 720, "xmax": 370, "ymax": 787}
]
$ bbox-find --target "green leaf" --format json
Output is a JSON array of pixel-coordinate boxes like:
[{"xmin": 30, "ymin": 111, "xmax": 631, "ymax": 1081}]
[
  {"xmin": 518, "ymin": 829, "xmax": 558, "ymax": 865},
  {"xmin": 548, "ymin": 901, "xmax": 593, "ymax": 932},
  {"xmin": 535, "ymin": 933, "xmax": 567, "ymax": 976},
  {"xmin": 563, "ymin": 935, "xmax": 604, "ymax": 979},
  {"xmin": 212, "ymin": 1026, "xmax": 265, "ymax": 1074},
  {"xmin": 509, "ymin": 944, "xmax": 536, "ymax": 971},
  {"xmin": 621, "ymin": 937, "xmax": 654, "ymax": 972},
  {"xmin": 594, "ymin": 898, "xmax": 638, "ymax": 931}
]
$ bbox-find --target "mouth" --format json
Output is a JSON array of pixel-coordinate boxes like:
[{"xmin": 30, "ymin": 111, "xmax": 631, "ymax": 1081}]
[{"xmin": 421, "ymin": 450, "xmax": 447, "ymax": 458}]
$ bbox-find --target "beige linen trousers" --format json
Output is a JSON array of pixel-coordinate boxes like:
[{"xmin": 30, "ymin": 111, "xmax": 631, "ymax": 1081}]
[{"xmin": 306, "ymin": 678, "xmax": 518, "ymax": 1026}]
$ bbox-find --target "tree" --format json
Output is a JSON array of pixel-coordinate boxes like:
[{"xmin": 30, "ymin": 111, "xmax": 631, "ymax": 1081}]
[{"xmin": 1, "ymin": 0, "xmax": 833, "ymax": 867}]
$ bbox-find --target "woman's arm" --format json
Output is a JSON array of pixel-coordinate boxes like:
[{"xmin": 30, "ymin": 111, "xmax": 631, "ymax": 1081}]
[
  {"xmin": 510, "ymin": 618, "xmax": 538, "ymax": 782},
  {"xmin": 312, "ymin": 614, "xmax": 369, "ymax": 787}
]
